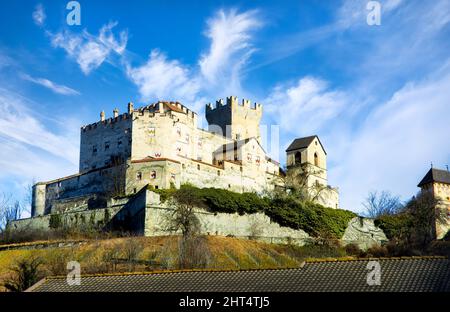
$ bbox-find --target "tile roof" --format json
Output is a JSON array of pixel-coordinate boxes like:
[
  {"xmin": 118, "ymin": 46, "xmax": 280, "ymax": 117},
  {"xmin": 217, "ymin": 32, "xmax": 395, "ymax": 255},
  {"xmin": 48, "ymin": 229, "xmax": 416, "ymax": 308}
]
[
  {"xmin": 131, "ymin": 157, "xmax": 180, "ymax": 164},
  {"xmin": 140, "ymin": 101, "xmax": 188, "ymax": 114},
  {"xmin": 286, "ymin": 135, "xmax": 327, "ymax": 154},
  {"xmin": 27, "ymin": 257, "xmax": 450, "ymax": 292},
  {"xmin": 418, "ymin": 168, "xmax": 450, "ymax": 187}
]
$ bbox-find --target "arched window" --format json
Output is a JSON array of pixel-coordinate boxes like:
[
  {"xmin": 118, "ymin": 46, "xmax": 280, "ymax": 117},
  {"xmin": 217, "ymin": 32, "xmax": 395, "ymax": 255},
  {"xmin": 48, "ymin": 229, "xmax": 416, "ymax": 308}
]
[
  {"xmin": 314, "ymin": 153, "xmax": 319, "ymax": 166},
  {"xmin": 295, "ymin": 152, "xmax": 302, "ymax": 164}
]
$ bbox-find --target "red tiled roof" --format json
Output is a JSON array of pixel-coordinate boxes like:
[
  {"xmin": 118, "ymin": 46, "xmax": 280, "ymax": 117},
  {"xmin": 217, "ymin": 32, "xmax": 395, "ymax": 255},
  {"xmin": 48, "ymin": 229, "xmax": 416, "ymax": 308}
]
[{"xmin": 131, "ymin": 157, "xmax": 180, "ymax": 164}]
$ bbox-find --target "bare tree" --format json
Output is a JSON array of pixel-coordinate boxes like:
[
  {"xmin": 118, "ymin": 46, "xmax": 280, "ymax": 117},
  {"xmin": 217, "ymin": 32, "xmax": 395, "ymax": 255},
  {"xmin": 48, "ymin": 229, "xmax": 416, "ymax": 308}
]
[
  {"xmin": 165, "ymin": 188, "xmax": 203, "ymax": 238},
  {"xmin": 0, "ymin": 193, "xmax": 25, "ymax": 232},
  {"xmin": 285, "ymin": 163, "xmax": 329, "ymax": 202},
  {"xmin": 123, "ymin": 237, "xmax": 144, "ymax": 271},
  {"xmin": 363, "ymin": 191, "xmax": 403, "ymax": 218},
  {"xmin": 163, "ymin": 188, "xmax": 211, "ymax": 269},
  {"xmin": 406, "ymin": 191, "xmax": 445, "ymax": 247}
]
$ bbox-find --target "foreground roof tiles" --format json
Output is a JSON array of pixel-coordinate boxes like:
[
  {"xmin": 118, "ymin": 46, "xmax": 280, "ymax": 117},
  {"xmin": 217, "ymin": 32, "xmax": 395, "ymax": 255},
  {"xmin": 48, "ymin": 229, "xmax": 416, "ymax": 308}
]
[{"xmin": 27, "ymin": 257, "xmax": 450, "ymax": 292}]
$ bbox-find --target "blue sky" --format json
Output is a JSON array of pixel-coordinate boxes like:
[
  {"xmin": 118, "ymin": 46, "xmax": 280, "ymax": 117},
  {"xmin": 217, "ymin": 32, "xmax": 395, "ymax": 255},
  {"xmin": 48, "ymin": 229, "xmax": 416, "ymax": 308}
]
[{"xmin": 0, "ymin": 0, "xmax": 449, "ymax": 214}]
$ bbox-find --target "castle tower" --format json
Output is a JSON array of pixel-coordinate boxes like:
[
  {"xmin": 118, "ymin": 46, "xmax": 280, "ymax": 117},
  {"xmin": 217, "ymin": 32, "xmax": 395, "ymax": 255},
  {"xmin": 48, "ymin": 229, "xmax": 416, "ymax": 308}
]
[
  {"xmin": 417, "ymin": 167, "xmax": 450, "ymax": 239},
  {"xmin": 205, "ymin": 96, "xmax": 262, "ymax": 142},
  {"xmin": 286, "ymin": 135, "xmax": 328, "ymax": 186}
]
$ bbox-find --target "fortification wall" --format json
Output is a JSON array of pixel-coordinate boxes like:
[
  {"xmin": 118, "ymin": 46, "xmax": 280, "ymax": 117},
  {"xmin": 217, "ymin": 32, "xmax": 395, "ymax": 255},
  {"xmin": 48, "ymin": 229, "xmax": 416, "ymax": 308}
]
[
  {"xmin": 42, "ymin": 164, "xmax": 127, "ymax": 215},
  {"xmin": 80, "ymin": 113, "xmax": 132, "ymax": 173},
  {"xmin": 144, "ymin": 205, "xmax": 312, "ymax": 246},
  {"xmin": 8, "ymin": 207, "xmax": 123, "ymax": 233},
  {"xmin": 143, "ymin": 191, "xmax": 385, "ymax": 249}
]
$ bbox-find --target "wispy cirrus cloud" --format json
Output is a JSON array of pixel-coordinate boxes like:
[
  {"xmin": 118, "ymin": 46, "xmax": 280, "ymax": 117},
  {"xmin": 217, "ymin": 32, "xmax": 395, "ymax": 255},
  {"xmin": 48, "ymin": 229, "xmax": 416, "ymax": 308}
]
[
  {"xmin": 264, "ymin": 77, "xmax": 347, "ymax": 138},
  {"xmin": 331, "ymin": 63, "xmax": 450, "ymax": 212},
  {"xmin": 126, "ymin": 50, "xmax": 201, "ymax": 104},
  {"xmin": 32, "ymin": 4, "xmax": 46, "ymax": 26},
  {"xmin": 0, "ymin": 89, "xmax": 79, "ymax": 165},
  {"xmin": 126, "ymin": 8, "xmax": 262, "ymax": 110},
  {"xmin": 199, "ymin": 9, "xmax": 261, "ymax": 90},
  {"xmin": 0, "ymin": 87, "xmax": 79, "ymax": 186},
  {"xmin": 49, "ymin": 22, "xmax": 128, "ymax": 75},
  {"xmin": 21, "ymin": 73, "xmax": 80, "ymax": 95}
]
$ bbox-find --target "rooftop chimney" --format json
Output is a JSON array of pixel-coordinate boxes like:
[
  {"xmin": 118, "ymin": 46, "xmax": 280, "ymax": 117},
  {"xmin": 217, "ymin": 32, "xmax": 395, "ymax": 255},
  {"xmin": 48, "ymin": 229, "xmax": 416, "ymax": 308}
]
[
  {"xmin": 127, "ymin": 102, "xmax": 134, "ymax": 114},
  {"xmin": 100, "ymin": 111, "xmax": 105, "ymax": 121},
  {"xmin": 113, "ymin": 108, "xmax": 119, "ymax": 118}
]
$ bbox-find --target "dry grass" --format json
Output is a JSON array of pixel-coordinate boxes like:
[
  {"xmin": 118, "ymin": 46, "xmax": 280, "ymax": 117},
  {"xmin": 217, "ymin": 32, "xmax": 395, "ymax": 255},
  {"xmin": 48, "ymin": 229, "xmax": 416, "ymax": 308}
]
[{"xmin": 0, "ymin": 235, "xmax": 357, "ymax": 291}]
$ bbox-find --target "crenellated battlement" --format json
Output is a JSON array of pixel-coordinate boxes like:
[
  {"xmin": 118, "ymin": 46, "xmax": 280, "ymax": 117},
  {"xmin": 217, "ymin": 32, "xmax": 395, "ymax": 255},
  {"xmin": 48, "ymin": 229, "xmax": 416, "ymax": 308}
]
[
  {"xmin": 81, "ymin": 101, "xmax": 197, "ymax": 132},
  {"xmin": 81, "ymin": 112, "xmax": 131, "ymax": 132},
  {"xmin": 205, "ymin": 96, "xmax": 262, "ymax": 142},
  {"xmin": 206, "ymin": 96, "xmax": 262, "ymax": 112}
]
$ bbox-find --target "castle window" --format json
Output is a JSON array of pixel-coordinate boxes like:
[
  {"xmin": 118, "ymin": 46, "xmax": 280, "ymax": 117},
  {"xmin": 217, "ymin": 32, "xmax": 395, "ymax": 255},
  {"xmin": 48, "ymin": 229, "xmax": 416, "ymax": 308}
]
[
  {"xmin": 197, "ymin": 164, "xmax": 201, "ymax": 170},
  {"xmin": 117, "ymin": 140, "xmax": 122, "ymax": 147},
  {"xmin": 150, "ymin": 170, "xmax": 156, "ymax": 179},
  {"xmin": 314, "ymin": 153, "xmax": 319, "ymax": 166},
  {"xmin": 182, "ymin": 164, "xmax": 186, "ymax": 169},
  {"xmin": 217, "ymin": 170, "xmax": 220, "ymax": 176},
  {"xmin": 104, "ymin": 141, "xmax": 110, "ymax": 151},
  {"xmin": 136, "ymin": 172, "xmax": 142, "ymax": 181},
  {"xmin": 295, "ymin": 152, "xmax": 302, "ymax": 164},
  {"xmin": 92, "ymin": 145, "xmax": 97, "ymax": 155},
  {"xmin": 240, "ymin": 166, "xmax": 243, "ymax": 172}
]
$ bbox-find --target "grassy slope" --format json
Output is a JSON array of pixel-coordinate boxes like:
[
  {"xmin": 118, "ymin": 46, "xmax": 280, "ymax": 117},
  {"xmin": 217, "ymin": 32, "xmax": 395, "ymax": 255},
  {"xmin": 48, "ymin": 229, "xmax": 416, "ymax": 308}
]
[{"xmin": 0, "ymin": 236, "xmax": 351, "ymax": 291}]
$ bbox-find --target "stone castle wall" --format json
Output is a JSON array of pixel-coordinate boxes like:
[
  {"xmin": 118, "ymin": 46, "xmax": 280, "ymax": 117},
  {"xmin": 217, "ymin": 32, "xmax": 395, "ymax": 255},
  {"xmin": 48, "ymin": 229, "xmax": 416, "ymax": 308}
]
[
  {"xmin": 10, "ymin": 190, "xmax": 385, "ymax": 250},
  {"xmin": 80, "ymin": 114, "xmax": 132, "ymax": 173}
]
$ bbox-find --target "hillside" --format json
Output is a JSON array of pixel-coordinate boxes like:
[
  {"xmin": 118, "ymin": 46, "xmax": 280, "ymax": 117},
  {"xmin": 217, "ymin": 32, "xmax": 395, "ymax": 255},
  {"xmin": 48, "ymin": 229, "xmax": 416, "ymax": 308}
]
[{"xmin": 0, "ymin": 235, "xmax": 354, "ymax": 291}]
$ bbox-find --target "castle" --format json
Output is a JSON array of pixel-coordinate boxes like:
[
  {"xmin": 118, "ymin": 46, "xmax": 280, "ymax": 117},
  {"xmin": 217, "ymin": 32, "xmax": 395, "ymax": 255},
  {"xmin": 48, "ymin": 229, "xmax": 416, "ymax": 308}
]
[
  {"xmin": 418, "ymin": 167, "xmax": 450, "ymax": 239},
  {"xmin": 30, "ymin": 96, "xmax": 339, "ymax": 219}
]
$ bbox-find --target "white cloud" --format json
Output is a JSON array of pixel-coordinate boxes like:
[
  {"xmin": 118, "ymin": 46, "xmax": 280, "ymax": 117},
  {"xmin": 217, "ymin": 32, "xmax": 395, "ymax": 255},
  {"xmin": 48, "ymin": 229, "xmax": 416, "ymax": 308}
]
[
  {"xmin": 21, "ymin": 74, "xmax": 80, "ymax": 95},
  {"xmin": 32, "ymin": 4, "xmax": 46, "ymax": 26},
  {"xmin": 126, "ymin": 50, "xmax": 201, "ymax": 104},
  {"xmin": 264, "ymin": 77, "xmax": 347, "ymax": 137},
  {"xmin": 199, "ymin": 9, "xmax": 261, "ymax": 91},
  {"xmin": 49, "ymin": 22, "xmax": 128, "ymax": 75},
  {"xmin": 0, "ymin": 88, "xmax": 79, "ymax": 171},
  {"xmin": 331, "ymin": 65, "xmax": 450, "ymax": 212},
  {"xmin": 125, "ymin": 9, "xmax": 262, "ymax": 115}
]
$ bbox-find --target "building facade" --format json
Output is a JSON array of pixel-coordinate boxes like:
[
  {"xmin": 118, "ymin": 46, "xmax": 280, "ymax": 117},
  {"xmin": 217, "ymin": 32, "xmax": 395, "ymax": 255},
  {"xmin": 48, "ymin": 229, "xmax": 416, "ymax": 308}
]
[
  {"xmin": 417, "ymin": 167, "xmax": 450, "ymax": 239},
  {"xmin": 31, "ymin": 97, "xmax": 339, "ymax": 218}
]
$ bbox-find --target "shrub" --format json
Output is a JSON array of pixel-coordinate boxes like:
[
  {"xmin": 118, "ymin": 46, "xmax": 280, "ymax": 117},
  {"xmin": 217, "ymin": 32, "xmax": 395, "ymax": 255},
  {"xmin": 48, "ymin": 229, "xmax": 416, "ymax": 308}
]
[
  {"xmin": 49, "ymin": 214, "xmax": 63, "ymax": 229},
  {"xmin": 152, "ymin": 185, "xmax": 355, "ymax": 239},
  {"xmin": 122, "ymin": 237, "xmax": 144, "ymax": 271},
  {"xmin": 344, "ymin": 243, "xmax": 363, "ymax": 256},
  {"xmin": 366, "ymin": 245, "xmax": 389, "ymax": 257},
  {"xmin": 2, "ymin": 256, "xmax": 43, "ymax": 292},
  {"xmin": 375, "ymin": 213, "xmax": 413, "ymax": 240},
  {"xmin": 266, "ymin": 197, "xmax": 356, "ymax": 239}
]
